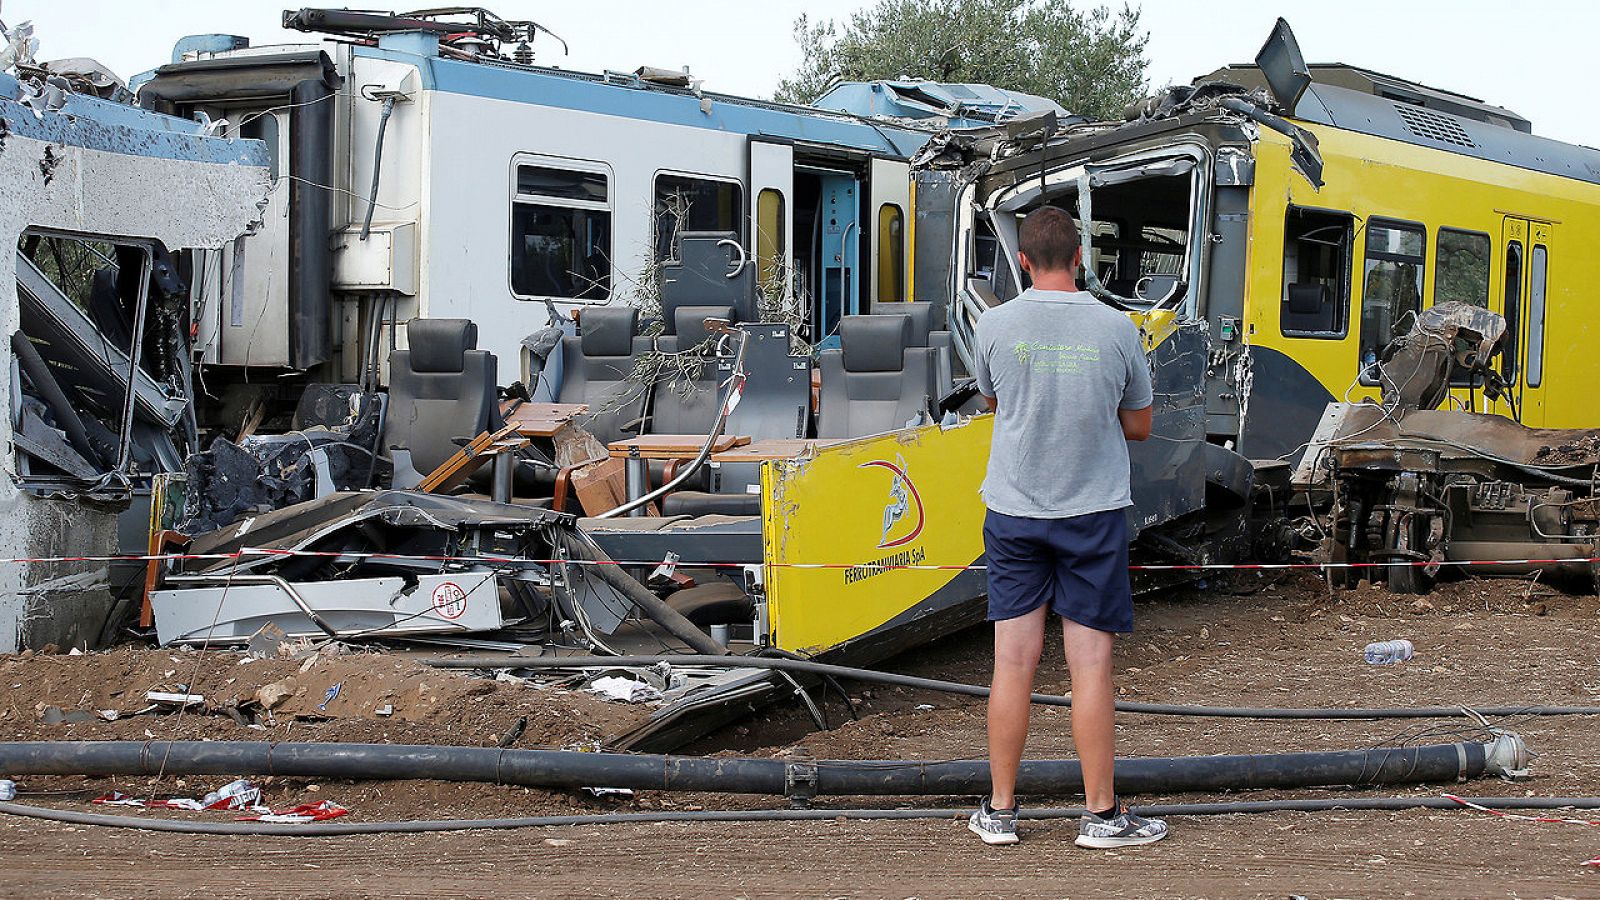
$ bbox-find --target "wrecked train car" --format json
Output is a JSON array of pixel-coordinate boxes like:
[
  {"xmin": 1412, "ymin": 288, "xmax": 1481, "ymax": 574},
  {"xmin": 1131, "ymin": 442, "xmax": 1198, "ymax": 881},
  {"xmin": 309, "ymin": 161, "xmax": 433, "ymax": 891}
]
[
  {"xmin": 0, "ymin": 62, "xmax": 268, "ymax": 651},
  {"xmin": 134, "ymin": 8, "xmax": 1059, "ymax": 436},
  {"xmin": 919, "ymin": 19, "xmax": 1600, "ymax": 467}
]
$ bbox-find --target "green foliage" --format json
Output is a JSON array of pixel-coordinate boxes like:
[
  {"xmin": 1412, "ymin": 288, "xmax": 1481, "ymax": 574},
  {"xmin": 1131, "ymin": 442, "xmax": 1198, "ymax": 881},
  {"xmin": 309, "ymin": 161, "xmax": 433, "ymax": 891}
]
[{"xmin": 775, "ymin": 0, "xmax": 1149, "ymax": 120}]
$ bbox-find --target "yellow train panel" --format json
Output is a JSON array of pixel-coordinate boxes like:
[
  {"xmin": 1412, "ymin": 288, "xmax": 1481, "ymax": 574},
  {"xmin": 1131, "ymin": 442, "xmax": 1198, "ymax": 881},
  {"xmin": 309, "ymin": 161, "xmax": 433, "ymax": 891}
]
[
  {"xmin": 761, "ymin": 417, "xmax": 991, "ymax": 656},
  {"xmin": 1244, "ymin": 124, "xmax": 1600, "ymax": 430}
]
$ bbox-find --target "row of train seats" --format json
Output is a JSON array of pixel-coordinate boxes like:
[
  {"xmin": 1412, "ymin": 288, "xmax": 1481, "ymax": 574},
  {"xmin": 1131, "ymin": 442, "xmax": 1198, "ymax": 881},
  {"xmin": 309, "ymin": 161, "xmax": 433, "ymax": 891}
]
[
  {"xmin": 553, "ymin": 305, "xmax": 813, "ymax": 445},
  {"xmin": 380, "ymin": 299, "xmax": 954, "ymax": 509}
]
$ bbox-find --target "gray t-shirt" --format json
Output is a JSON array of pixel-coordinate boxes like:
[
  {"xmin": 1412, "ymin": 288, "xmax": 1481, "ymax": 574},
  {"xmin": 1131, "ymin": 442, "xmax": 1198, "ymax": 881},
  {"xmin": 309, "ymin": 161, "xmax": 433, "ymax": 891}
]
[{"xmin": 972, "ymin": 288, "xmax": 1153, "ymax": 519}]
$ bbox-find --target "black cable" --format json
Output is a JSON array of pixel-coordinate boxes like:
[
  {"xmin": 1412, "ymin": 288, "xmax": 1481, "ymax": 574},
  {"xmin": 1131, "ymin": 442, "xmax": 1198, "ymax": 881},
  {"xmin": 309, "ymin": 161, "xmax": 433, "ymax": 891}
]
[
  {"xmin": 3, "ymin": 795, "xmax": 1597, "ymax": 837},
  {"xmin": 421, "ymin": 654, "xmax": 1600, "ymax": 720}
]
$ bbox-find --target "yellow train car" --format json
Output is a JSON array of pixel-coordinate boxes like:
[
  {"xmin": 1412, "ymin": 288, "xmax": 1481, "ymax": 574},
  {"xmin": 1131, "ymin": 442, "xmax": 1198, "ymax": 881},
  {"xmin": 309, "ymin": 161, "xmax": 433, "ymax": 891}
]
[{"xmin": 924, "ymin": 20, "xmax": 1600, "ymax": 464}]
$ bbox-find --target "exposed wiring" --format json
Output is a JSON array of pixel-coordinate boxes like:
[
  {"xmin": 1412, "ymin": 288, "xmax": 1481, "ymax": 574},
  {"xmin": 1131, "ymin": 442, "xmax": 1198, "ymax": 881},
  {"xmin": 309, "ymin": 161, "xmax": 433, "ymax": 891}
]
[{"xmin": 278, "ymin": 174, "xmax": 418, "ymax": 213}]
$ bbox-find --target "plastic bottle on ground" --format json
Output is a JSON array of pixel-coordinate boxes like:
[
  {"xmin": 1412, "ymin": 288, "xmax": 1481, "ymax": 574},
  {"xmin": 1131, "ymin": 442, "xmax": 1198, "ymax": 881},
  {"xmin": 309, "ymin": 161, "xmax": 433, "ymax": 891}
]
[{"xmin": 1363, "ymin": 639, "xmax": 1414, "ymax": 665}]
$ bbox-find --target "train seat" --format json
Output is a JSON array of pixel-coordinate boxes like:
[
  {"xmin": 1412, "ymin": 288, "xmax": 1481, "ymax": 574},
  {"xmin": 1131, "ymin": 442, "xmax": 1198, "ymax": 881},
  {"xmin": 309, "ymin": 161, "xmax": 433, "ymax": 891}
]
[
  {"xmin": 557, "ymin": 307, "xmax": 652, "ymax": 444},
  {"xmin": 817, "ymin": 314, "xmax": 938, "ymax": 438},
  {"xmin": 881, "ymin": 300, "xmax": 953, "ymax": 398},
  {"xmin": 384, "ymin": 318, "xmax": 498, "ymax": 489},
  {"xmin": 1283, "ymin": 282, "xmax": 1336, "ymax": 333}
]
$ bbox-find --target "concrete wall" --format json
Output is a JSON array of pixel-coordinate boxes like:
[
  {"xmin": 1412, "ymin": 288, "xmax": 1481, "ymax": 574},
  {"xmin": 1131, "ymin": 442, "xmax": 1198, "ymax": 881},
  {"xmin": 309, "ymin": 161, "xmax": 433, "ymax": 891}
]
[{"xmin": 0, "ymin": 97, "xmax": 268, "ymax": 652}]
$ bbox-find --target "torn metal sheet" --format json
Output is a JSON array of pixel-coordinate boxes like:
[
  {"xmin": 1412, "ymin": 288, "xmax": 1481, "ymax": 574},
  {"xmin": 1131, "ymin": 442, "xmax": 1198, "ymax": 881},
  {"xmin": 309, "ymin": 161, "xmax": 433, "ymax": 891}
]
[{"xmin": 152, "ymin": 571, "xmax": 503, "ymax": 645}]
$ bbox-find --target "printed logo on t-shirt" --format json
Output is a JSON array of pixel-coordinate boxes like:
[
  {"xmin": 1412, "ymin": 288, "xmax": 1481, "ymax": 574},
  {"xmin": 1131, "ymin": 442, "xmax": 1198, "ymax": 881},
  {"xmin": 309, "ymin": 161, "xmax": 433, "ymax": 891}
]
[{"xmin": 1012, "ymin": 340, "xmax": 1101, "ymax": 375}]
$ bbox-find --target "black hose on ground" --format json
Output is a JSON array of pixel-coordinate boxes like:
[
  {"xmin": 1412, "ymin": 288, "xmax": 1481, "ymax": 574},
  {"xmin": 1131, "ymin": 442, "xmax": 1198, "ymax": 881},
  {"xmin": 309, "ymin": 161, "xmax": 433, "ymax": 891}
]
[
  {"xmin": 420, "ymin": 653, "xmax": 1600, "ymax": 720},
  {"xmin": 557, "ymin": 533, "xmax": 729, "ymax": 656},
  {"xmin": 0, "ymin": 737, "xmax": 1523, "ymax": 797},
  {"xmin": 1, "ymin": 795, "xmax": 1594, "ymax": 837}
]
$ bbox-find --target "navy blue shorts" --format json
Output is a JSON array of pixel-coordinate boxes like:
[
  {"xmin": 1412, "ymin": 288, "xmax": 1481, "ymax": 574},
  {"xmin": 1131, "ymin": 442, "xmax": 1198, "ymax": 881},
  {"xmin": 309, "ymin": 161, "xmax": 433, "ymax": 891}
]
[{"xmin": 982, "ymin": 508, "xmax": 1133, "ymax": 632}]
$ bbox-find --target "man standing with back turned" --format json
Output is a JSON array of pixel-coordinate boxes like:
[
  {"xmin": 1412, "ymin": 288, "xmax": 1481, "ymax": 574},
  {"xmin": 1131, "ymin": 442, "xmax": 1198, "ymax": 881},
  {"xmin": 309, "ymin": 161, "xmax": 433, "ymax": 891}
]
[{"xmin": 966, "ymin": 206, "xmax": 1167, "ymax": 848}]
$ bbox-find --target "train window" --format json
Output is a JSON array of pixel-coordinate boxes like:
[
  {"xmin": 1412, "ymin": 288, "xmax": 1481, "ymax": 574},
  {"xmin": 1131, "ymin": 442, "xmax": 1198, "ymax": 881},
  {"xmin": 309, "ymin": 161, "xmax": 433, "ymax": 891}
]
[
  {"xmin": 1527, "ymin": 244, "xmax": 1548, "ymax": 387},
  {"xmin": 876, "ymin": 203, "xmax": 902, "ymax": 301},
  {"xmin": 654, "ymin": 174, "xmax": 743, "ymax": 261},
  {"xmin": 876, "ymin": 203, "xmax": 905, "ymax": 303},
  {"xmin": 516, "ymin": 165, "xmax": 608, "ymax": 203},
  {"xmin": 1435, "ymin": 229, "xmax": 1490, "ymax": 308},
  {"xmin": 1438, "ymin": 229, "xmax": 1493, "ymax": 387},
  {"xmin": 510, "ymin": 160, "xmax": 612, "ymax": 301},
  {"xmin": 1280, "ymin": 207, "xmax": 1352, "ymax": 338},
  {"xmin": 1359, "ymin": 220, "xmax": 1425, "ymax": 380},
  {"xmin": 14, "ymin": 233, "xmax": 153, "ymax": 483},
  {"xmin": 1502, "ymin": 242, "xmax": 1523, "ymax": 383},
  {"xmin": 756, "ymin": 188, "xmax": 786, "ymax": 291}
]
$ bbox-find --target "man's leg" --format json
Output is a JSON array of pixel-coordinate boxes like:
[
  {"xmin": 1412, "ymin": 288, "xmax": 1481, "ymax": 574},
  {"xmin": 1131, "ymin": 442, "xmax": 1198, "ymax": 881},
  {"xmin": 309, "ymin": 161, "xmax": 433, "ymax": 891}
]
[
  {"xmin": 988, "ymin": 605, "xmax": 1047, "ymax": 810},
  {"xmin": 1062, "ymin": 618, "xmax": 1116, "ymax": 812}
]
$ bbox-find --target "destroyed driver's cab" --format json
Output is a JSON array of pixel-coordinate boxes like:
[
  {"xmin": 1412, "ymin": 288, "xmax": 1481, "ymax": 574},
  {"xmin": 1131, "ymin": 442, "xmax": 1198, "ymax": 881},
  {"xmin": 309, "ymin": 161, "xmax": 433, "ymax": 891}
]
[
  {"xmin": 0, "ymin": 62, "xmax": 270, "ymax": 652},
  {"xmin": 921, "ymin": 19, "xmax": 1600, "ymax": 471}
]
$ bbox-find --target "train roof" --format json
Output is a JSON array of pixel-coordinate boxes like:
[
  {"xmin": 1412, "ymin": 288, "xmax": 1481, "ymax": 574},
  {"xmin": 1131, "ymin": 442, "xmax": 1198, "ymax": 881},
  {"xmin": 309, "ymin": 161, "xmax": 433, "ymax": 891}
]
[
  {"xmin": 1202, "ymin": 63, "xmax": 1600, "ymax": 188},
  {"xmin": 148, "ymin": 27, "xmax": 938, "ymax": 160},
  {"xmin": 811, "ymin": 80, "xmax": 1068, "ymax": 129}
]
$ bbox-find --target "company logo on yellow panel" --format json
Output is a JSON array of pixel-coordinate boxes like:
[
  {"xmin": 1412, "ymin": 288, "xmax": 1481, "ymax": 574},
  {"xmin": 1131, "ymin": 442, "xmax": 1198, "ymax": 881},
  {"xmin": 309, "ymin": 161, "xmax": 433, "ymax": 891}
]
[{"xmin": 859, "ymin": 456, "xmax": 924, "ymax": 550}]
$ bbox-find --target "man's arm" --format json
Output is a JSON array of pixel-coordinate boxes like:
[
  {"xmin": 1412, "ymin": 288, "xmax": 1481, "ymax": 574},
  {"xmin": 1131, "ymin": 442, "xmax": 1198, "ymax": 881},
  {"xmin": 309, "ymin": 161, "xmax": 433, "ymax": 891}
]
[
  {"xmin": 983, "ymin": 394, "xmax": 997, "ymax": 413},
  {"xmin": 1119, "ymin": 322, "xmax": 1154, "ymax": 441},
  {"xmin": 1118, "ymin": 405, "xmax": 1152, "ymax": 441}
]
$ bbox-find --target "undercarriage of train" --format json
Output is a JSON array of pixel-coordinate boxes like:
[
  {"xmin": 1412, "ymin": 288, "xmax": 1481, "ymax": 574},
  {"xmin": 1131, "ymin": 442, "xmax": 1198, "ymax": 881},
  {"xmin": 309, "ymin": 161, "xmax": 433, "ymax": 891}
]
[{"xmin": 1296, "ymin": 302, "xmax": 1600, "ymax": 593}]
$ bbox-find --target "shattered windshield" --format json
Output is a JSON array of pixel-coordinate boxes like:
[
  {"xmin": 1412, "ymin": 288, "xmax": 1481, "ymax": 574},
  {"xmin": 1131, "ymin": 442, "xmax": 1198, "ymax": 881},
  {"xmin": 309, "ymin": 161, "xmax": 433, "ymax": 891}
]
[
  {"xmin": 13, "ymin": 233, "xmax": 151, "ymax": 484},
  {"xmin": 973, "ymin": 153, "xmax": 1202, "ymax": 312}
]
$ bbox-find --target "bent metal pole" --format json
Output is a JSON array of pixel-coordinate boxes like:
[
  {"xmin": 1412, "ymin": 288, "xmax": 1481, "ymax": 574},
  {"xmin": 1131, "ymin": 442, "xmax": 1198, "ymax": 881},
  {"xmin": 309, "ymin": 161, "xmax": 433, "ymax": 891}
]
[{"xmin": 0, "ymin": 735, "xmax": 1529, "ymax": 797}]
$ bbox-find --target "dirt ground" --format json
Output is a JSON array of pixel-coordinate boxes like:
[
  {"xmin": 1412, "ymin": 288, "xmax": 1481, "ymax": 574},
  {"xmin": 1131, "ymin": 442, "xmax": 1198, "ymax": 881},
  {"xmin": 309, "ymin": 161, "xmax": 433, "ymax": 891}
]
[{"xmin": 4, "ymin": 570, "xmax": 1600, "ymax": 898}]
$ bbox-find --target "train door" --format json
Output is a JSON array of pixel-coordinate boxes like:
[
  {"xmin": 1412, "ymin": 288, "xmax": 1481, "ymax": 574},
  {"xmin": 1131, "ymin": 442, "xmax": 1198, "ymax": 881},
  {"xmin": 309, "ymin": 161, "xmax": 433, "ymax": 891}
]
[
  {"xmin": 1498, "ymin": 216, "xmax": 1550, "ymax": 423},
  {"xmin": 800, "ymin": 168, "xmax": 861, "ymax": 348},
  {"xmin": 748, "ymin": 140, "xmax": 794, "ymax": 310}
]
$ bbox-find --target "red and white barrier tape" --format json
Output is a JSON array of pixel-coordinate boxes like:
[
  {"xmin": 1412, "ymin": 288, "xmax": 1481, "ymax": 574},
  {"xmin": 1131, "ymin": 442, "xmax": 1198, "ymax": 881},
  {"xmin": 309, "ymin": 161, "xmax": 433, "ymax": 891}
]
[
  {"xmin": 9, "ymin": 546, "xmax": 1600, "ymax": 574},
  {"xmin": 1444, "ymin": 794, "xmax": 1600, "ymax": 866}
]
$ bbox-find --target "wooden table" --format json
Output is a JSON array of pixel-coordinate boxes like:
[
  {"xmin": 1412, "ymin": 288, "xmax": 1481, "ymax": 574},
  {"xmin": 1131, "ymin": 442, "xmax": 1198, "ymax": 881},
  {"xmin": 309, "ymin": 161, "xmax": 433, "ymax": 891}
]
[
  {"xmin": 608, "ymin": 433, "xmax": 750, "ymax": 459},
  {"xmin": 501, "ymin": 401, "xmax": 589, "ymax": 438},
  {"xmin": 711, "ymin": 438, "xmax": 849, "ymax": 462}
]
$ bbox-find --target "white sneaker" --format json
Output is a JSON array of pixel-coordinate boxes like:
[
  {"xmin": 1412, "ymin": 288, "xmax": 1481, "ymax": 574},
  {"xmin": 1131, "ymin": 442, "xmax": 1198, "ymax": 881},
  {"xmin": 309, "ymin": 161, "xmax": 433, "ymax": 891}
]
[
  {"xmin": 1075, "ymin": 805, "xmax": 1169, "ymax": 849},
  {"xmin": 968, "ymin": 797, "xmax": 1020, "ymax": 845}
]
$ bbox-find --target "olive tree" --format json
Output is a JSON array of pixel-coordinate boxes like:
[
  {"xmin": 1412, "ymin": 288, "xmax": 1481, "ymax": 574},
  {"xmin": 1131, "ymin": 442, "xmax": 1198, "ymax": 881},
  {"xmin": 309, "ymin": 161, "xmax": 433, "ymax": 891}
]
[{"xmin": 775, "ymin": 0, "xmax": 1150, "ymax": 120}]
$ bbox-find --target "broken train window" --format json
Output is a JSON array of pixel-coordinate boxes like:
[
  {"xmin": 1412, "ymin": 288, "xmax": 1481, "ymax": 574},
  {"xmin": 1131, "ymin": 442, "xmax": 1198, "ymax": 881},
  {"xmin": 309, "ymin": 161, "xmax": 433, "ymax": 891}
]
[
  {"xmin": 1078, "ymin": 158, "xmax": 1196, "ymax": 307},
  {"xmin": 13, "ymin": 232, "xmax": 162, "ymax": 486},
  {"xmin": 1359, "ymin": 219, "xmax": 1426, "ymax": 383},
  {"xmin": 1280, "ymin": 206, "xmax": 1353, "ymax": 338}
]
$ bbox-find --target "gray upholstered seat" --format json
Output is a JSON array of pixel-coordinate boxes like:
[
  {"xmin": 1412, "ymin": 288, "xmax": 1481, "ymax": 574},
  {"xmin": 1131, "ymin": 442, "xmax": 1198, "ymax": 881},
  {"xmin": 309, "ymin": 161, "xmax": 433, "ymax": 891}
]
[
  {"xmin": 659, "ymin": 231, "xmax": 757, "ymax": 325},
  {"xmin": 385, "ymin": 318, "xmax": 498, "ymax": 488},
  {"xmin": 649, "ymin": 305, "xmax": 735, "ymax": 436},
  {"xmin": 556, "ymin": 307, "xmax": 651, "ymax": 444},
  {"xmin": 882, "ymin": 301, "xmax": 954, "ymax": 400},
  {"xmin": 817, "ymin": 314, "xmax": 938, "ymax": 439}
]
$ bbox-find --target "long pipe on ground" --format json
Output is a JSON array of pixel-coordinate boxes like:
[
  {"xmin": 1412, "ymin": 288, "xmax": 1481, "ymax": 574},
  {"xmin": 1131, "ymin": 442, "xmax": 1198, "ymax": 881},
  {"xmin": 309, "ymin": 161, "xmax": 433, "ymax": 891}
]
[
  {"xmin": 1, "ymin": 795, "xmax": 1593, "ymax": 837},
  {"xmin": 0, "ymin": 737, "xmax": 1524, "ymax": 797},
  {"xmin": 421, "ymin": 653, "xmax": 1600, "ymax": 720},
  {"xmin": 557, "ymin": 533, "xmax": 729, "ymax": 655}
]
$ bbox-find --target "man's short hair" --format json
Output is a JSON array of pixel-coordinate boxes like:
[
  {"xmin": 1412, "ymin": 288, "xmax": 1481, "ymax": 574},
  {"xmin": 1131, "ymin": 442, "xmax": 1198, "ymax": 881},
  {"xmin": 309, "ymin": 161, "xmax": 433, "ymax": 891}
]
[{"xmin": 1019, "ymin": 206, "xmax": 1081, "ymax": 272}]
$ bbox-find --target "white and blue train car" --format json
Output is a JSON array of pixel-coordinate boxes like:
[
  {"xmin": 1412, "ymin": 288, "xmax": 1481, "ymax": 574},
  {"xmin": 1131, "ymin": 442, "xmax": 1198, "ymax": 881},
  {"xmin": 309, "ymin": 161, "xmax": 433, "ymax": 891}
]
[{"xmin": 136, "ymin": 10, "xmax": 1015, "ymax": 410}]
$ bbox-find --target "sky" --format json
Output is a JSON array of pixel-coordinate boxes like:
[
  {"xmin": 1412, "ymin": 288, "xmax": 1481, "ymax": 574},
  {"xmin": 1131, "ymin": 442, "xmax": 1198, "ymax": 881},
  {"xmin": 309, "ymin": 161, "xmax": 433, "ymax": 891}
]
[{"xmin": 11, "ymin": 0, "xmax": 1599, "ymax": 147}]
